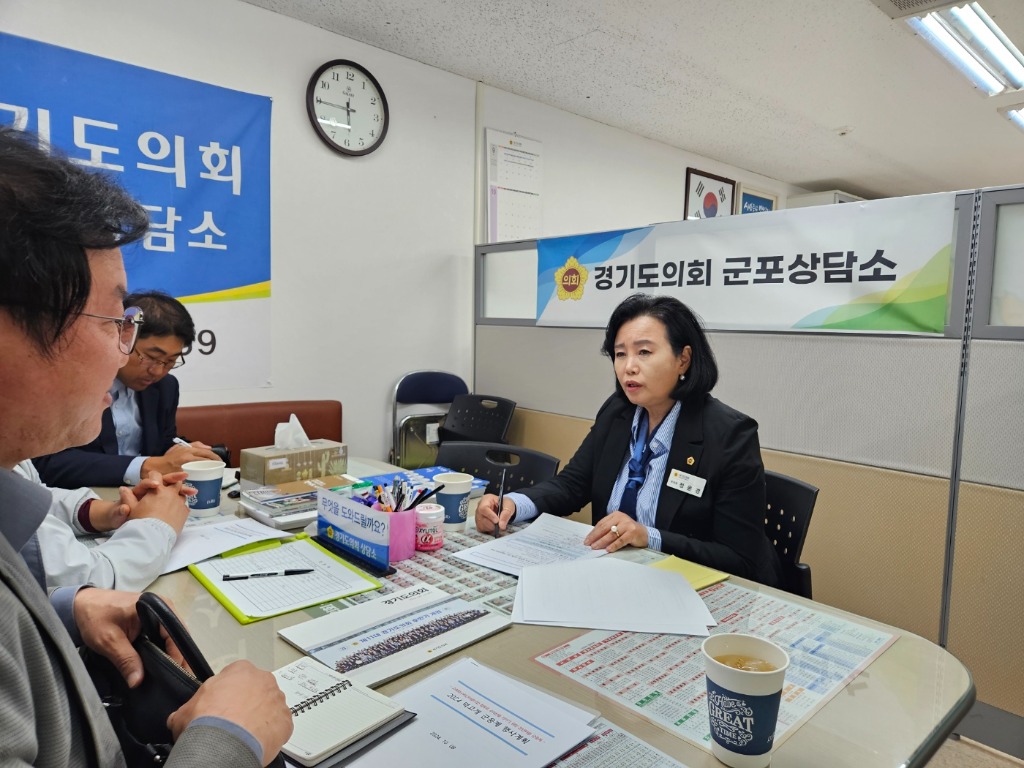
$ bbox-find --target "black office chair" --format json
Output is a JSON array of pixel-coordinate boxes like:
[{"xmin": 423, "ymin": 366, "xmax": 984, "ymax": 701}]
[
  {"xmin": 436, "ymin": 441, "xmax": 559, "ymax": 495},
  {"xmin": 764, "ymin": 470, "xmax": 819, "ymax": 599},
  {"xmin": 390, "ymin": 370, "xmax": 469, "ymax": 468},
  {"xmin": 437, "ymin": 394, "xmax": 516, "ymax": 444}
]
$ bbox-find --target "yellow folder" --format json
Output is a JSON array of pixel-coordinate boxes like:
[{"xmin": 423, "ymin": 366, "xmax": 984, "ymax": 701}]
[{"xmin": 188, "ymin": 535, "xmax": 381, "ymax": 624}]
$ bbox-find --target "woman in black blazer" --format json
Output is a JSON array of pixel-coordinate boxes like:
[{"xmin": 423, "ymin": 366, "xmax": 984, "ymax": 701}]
[{"xmin": 476, "ymin": 293, "xmax": 782, "ymax": 587}]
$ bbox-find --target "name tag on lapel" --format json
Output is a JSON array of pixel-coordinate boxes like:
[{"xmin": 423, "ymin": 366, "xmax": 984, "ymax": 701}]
[{"xmin": 667, "ymin": 469, "xmax": 706, "ymax": 497}]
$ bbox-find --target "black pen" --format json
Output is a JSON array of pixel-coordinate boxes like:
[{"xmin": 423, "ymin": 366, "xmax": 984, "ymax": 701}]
[
  {"xmin": 494, "ymin": 468, "xmax": 507, "ymax": 538},
  {"xmin": 412, "ymin": 483, "xmax": 445, "ymax": 506},
  {"xmin": 222, "ymin": 568, "xmax": 313, "ymax": 581}
]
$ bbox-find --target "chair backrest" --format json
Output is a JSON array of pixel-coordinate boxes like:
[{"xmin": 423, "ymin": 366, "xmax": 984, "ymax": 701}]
[
  {"xmin": 390, "ymin": 370, "xmax": 469, "ymax": 467},
  {"xmin": 435, "ymin": 441, "xmax": 559, "ymax": 495},
  {"xmin": 438, "ymin": 394, "xmax": 516, "ymax": 444},
  {"xmin": 764, "ymin": 470, "xmax": 819, "ymax": 599}
]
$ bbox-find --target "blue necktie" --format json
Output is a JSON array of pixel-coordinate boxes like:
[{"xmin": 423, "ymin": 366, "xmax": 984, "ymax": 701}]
[{"xmin": 619, "ymin": 412, "xmax": 659, "ymax": 519}]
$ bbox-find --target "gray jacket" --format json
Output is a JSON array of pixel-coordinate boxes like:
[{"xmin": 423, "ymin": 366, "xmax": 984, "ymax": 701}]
[{"xmin": 0, "ymin": 468, "xmax": 260, "ymax": 768}]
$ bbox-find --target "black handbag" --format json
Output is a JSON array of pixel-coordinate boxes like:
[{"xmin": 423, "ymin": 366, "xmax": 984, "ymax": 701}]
[{"xmin": 82, "ymin": 592, "xmax": 283, "ymax": 767}]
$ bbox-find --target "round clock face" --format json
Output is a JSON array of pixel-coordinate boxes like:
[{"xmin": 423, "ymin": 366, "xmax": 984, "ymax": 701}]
[{"xmin": 306, "ymin": 60, "xmax": 389, "ymax": 156}]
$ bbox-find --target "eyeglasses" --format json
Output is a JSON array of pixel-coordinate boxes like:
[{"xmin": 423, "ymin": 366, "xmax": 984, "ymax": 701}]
[
  {"xmin": 133, "ymin": 348, "xmax": 185, "ymax": 372},
  {"xmin": 78, "ymin": 306, "xmax": 145, "ymax": 354}
]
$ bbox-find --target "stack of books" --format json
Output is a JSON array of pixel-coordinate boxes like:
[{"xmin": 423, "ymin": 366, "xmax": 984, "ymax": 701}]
[
  {"xmin": 239, "ymin": 467, "xmax": 488, "ymax": 530},
  {"xmin": 238, "ymin": 474, "xmax": 358, "ymax": 529}
]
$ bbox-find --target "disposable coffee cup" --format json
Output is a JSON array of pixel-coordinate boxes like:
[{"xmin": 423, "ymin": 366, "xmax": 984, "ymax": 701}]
[
  {"xmin": 182, "ymin": 460, "xmax": 226, "ymax": 517},
  {"xmin": 702, "ymin": 633, "xmax": 790, "ymax": 768},
  {"xmin": 432, "ymin": 472, "xmax": 474, "ymax": 531}
]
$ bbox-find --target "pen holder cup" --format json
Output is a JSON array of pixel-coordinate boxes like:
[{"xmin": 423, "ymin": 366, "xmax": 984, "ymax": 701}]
[{"xmin": 388, "ymin": 508, "xmax": 417, "ymax": 562}]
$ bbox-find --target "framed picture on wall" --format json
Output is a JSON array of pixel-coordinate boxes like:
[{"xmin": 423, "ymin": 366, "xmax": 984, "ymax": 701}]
[
  {"xmin": 736, "ymin": 185, "xmax": 778, "ymax": 215},
  {"xmin": 684, "ymin": 168, "xmax": 736, "ymax": 220}
]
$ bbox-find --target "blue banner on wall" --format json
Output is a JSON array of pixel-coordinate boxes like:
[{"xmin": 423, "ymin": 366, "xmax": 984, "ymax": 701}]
[{"xmin": 0, "ymin": 33, "xmax": 272, "ymax": 389}]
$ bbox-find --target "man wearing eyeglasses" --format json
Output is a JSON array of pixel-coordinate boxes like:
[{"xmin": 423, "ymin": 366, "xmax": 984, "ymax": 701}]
[
  {"xmin": 33, "ymin": 290, "xmax": 220, "ymax": 489},
  {"xmin": 0, "ymin": 127, "xmax": 290, "ymax": 766}
]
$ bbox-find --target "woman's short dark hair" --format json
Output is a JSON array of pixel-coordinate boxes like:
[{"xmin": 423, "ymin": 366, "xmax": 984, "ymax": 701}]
[
  {"xmin": 126, "ymin": 290, "xmax": 196, "ymax": 346},
  {"xmin": 0, "ymin": 127, "xmax": 149, "ymax": 354},
  {"xmin": 601, "ymin": 293, "xmax": 718, "ymax": 402}
]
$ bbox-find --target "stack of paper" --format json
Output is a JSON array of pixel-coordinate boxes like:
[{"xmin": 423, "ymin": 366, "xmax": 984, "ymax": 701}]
[
  {"xmin": 513, "ymin": 557, "xmax": 717, "ymax": 635},
  {"xmin": 452, "ymin": 513, "xmax": 605, "ymax": 577},
  {"xmin": 347, "ymin": 658, "xmax": 596, "ymax": 768},
  {"xmin": 161, "ymin": 517, "xmax": 291, "ymax": 574}
]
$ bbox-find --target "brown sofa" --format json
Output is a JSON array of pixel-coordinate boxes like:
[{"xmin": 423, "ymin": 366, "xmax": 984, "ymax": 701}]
[{"xmin": 176, "ymin": 400, "xmax": 343, "ymax": 466}]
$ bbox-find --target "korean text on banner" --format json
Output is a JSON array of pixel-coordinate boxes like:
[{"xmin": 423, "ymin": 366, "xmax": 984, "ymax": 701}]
[
  {"xmin": 536, "ymin": 193, "xmax": 955, "ymax": 334},
  {"xmin": 0, "ymin": 32, "xmax": 272, "ymax": 389}
]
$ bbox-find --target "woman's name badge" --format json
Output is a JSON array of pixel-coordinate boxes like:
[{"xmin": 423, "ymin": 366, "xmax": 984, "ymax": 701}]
[{"xmin": 668, "ymin": 469, "xmax": 706, "ymax": 497}]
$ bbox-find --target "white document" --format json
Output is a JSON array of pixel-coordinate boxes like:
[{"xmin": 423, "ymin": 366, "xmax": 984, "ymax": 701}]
[
  {"xmin": 347, "ymin": 658, "xmax": 594, "ymax": 768},
  {"xmin": 278, "ymin": 585, "xmax": 511, "ymax": 687},
  {"xmin": 452, "ymin": 513, "xmax": 605, "ymax": 577},
  {"xmin": 162, "ymin": 517, "xmax": 290, "ymax": 573},
  {"xmin": 512, "ymin": 558, "xmax": 716, "ymax": 636},
  {"xmin": 550, "ymin": 718, "xmax": 692, "ymax": 767}
]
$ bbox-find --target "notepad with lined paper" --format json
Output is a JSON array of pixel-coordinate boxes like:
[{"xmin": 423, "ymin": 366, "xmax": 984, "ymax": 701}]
[{"xmin": 274, "ymin": 658, "xmax": 408, "ymax": 767}]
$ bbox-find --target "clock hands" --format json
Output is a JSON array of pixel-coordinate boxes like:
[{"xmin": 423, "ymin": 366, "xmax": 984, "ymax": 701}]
[
  {"xmin": 316, "ymin": 97, "xmax": 348, "ymax": 110},
  {"xmin": 316, "ymin": 97, "xmax": 357, "ymax": 121}
]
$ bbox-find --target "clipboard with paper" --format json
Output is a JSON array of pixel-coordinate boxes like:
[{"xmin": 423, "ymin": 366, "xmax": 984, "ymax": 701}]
[{"xmin": 188, "ymin": 536, "xmax": 381, "ymax": 624}]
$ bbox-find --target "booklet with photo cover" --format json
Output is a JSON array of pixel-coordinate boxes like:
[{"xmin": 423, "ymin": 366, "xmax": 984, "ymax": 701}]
[{"xmin": 278, "ymin": 584, "xmax": 511, "ymax": 687}]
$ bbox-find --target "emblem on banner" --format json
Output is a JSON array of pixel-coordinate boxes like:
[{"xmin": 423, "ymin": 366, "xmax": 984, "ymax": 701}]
[{"xmin": 555, "ymin": 256, "xmax": 589, "ymax": 301}]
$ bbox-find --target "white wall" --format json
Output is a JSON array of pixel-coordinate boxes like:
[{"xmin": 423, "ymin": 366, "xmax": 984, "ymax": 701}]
[
  {"xmin": 3, "ymin": 0, "xmax": 806, "ymax": 460},
  {"xmin": 475, "ymin": 84, "xmax": 808, "ymax": 241}
]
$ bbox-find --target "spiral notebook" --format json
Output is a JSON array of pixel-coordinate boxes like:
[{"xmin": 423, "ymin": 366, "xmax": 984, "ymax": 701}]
[{"xmin": 274, "ymin": 658, "xmax": 410, "ymax": 767}]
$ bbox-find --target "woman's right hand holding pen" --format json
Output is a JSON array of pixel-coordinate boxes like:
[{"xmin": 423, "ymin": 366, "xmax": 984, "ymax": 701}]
[{"xmin": 475, "ymin": 493, "xmax": 517, "ymax": 535}]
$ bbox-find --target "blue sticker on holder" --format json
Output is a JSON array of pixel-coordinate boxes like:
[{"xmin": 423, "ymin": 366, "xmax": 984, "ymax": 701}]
[{"xmin": 706, "ymin": 679, "xmax": 782, "ymax": 756}]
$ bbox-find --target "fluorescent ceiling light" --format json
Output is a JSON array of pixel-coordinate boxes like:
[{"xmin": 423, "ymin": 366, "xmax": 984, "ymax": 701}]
[
  {"xmin": 908, "ymin": 2, "xmax": 1024, "ymax": 96},
  {"xmin": 1004, "ymin": 104, "xmax": 1024, "ymax": 132}
]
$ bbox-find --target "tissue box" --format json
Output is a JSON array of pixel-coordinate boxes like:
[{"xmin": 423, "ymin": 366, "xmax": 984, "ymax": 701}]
[{"xmin": 240, "ymin": 439, "xmax": 348, "ymax": 486}]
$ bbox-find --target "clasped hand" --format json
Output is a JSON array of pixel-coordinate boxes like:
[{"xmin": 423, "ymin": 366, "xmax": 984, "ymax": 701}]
[{"xmin": 90, "ymin": 470, "xmax": 194, "ymax": 535}]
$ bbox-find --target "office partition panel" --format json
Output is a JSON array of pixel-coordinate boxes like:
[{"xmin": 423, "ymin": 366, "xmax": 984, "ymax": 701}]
[{"xmin": 474, "ymin": 184, "xmax": 1024, "ymax": 721}]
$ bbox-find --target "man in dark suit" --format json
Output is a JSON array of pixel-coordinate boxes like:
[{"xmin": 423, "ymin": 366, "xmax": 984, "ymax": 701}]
[{"xmin": 34, "ymin": 291, "xmax": 219, "ymax": 489}]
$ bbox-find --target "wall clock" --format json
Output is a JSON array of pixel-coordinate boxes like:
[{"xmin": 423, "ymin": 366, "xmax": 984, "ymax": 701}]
[{"xmin": 306, "ymin": 59, "xmax": 389, "ymax": 156}]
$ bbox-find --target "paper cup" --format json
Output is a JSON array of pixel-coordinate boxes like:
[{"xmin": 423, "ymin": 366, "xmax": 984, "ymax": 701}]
[
  {"xmin": 702, "ymin": 633, "xmax": 790, "ymax": 768},
  {"xmin": 182, "ymin": 460, "xmax": 226, "ymax": 517},
  {"xmin": 432, "ymin": 472, "xmax": 474, "ymax": 531}
]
